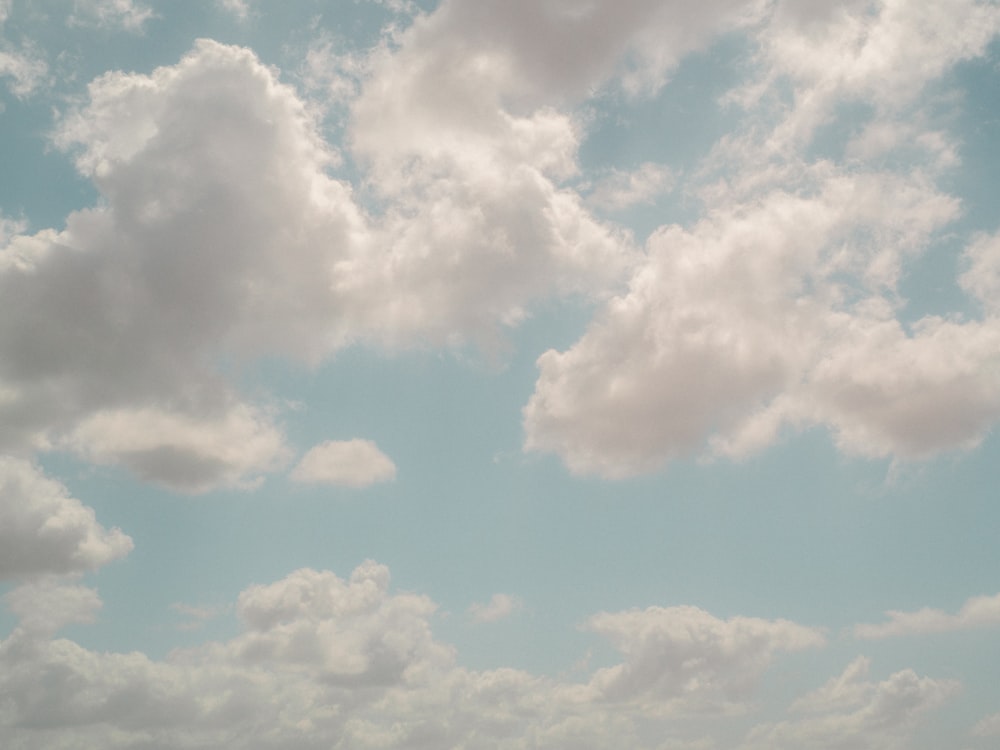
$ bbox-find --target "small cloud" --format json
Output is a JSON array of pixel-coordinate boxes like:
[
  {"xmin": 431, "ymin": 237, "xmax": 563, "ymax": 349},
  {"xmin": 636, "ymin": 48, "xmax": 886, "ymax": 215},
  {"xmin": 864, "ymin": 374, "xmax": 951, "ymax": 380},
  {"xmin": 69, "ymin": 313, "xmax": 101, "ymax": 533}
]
[
  {"xmin": 69, "ymin": 0, "xmax": 156, "ymax": 32},
  {"xmin": 468, "ymin": 593, "xmax": 522, "ymax": 623},
  {"xmin": 216, "ymin": 0, "xmax": 251, "ymax": 22},
  {"xmin": 853, "ymin": 592, "xmax": 1000, "ymax": 639},
  {"xmin": 972, "ymin": 711, "xmax": 1000, "ymax": 737},
  {"xmin": 170, "ymin": 601, "xmax": 230, "ymax": 632},
  {"xmin": 291, "ymin": 439, "xmax": 397, "ymax": 488},
  {"xmin": 587, "ymin": 162, "xmax": 674, "ymax": 211}
]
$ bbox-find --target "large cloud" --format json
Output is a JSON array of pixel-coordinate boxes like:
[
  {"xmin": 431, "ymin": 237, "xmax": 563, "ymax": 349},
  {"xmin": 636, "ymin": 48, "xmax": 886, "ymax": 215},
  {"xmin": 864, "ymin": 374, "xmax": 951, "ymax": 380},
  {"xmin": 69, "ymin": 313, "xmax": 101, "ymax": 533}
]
[
  {"xmin": 0, "ymin": 26, "xmax": 640, "ymax": 490},
  {"xmin": 0, "ymin": 457, "xmax": 132, "ymax": 580},
  {"xmin": 0, "ymin": 560, "xmax": 840, "ymax": 749},
  {"xmin": 523, "ymin": 0, "xmax": 1000, "ymax": 477}
]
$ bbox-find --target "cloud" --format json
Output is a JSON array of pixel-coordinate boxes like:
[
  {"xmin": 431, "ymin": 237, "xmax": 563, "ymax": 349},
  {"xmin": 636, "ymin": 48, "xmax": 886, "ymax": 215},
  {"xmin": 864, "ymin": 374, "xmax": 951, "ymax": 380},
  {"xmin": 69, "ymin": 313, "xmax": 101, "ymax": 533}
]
[
  {"xmin": 524, "ymin": 164, "xmax": 1000, "ymax": 476},
  {"xmin": 522, "ymin": 0, "xmax": 1000, "ymax": 478},
  {"xmin": 0, "ymin": 32, "xmax": 641, "ymax": 490},
  {"xmin": 61, "ymin": 404, "xmax": 291, "ymax": 493},
  {"xmin": 291, "ymin": 439, "xmax": 396, "ymax": 488},
  {"xmin": 69, "ymin": 0, "xmax": 156, "ymax": 32},
  {"xmin": 0, "ymin": 44, "xmax": 47, "ymax": 97},
  {"xmin": 0, "ymin": 457, "xmax": 132, "ymax": 580},
  {"xmin": 4, "ymin": 580, "xmax": 102, "ymax": 635},
  {"xmin": 585, "ymin": 605, "xmax": 825, "ymax": 710},
  {"xmin": 742, "ymin": 656, "xmax": 959, "ymax": 750},
  {"xmin": 586, "ymin": 162, "xmax": 674, "ymax": 212},
  {"xmin": 854, "ymin": 592, "xmax": 1000, "ymax": 639},
  {"xmin": 972, "ymin": 710, "xmax": 1000, "ymax": 737},
  {"xmin": 216, "ymin": 0, "xmax": 250, "ymax": 22},
  {"xmin": 960, "ymin": 231, "xmax": 1000, "ymax": 314},
  {"xmin": 468, "ymin": 593, "xmax": 522, "ymax": 623},
  {"xmin": 0, "ymin": 560, "xmax": 835, "ymax": 748}
]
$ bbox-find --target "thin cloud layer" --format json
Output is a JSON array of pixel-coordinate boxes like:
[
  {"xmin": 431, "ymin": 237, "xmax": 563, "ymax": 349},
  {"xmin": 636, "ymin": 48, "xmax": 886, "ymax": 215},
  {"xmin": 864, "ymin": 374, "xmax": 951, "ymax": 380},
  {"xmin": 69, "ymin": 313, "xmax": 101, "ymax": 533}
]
[{"xmin": 854, "ymin": 592, "xmax": 1000, "ymax": 639}]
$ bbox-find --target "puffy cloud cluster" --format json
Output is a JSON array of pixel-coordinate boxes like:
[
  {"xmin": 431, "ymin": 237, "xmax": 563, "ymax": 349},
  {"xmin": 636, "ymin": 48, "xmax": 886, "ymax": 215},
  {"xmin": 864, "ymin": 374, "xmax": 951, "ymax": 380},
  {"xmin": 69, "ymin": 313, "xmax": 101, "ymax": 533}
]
[
  {"xmin": 0, "ymin": 560, "xmax": 865, "ymax": 750},
  {"xmin": 0, "ymin": 559, "xmax": 969, "ymax": 750},
  {"xmin": 0, "ymin": 456, "xmax": 132, "ymax": 580},
  {"xmin": 585, "ymin": 605, "xmax": 825, "ymax": 711},
  {"xmin": 524, "ymin": 0, "xmax": 1000, "ymax": 476},
  {"xmin": 743, "ymin": 656, "xmax": 959, "ymax": 750}
]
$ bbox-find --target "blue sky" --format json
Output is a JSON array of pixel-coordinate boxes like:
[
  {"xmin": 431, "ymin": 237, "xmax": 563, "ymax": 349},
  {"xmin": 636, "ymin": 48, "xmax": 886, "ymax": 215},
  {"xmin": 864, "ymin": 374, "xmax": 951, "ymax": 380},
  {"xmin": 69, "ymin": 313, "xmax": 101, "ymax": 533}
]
[{"xmin": 2, "ymin": 1, "xmax": 1000, "ymax": 748}]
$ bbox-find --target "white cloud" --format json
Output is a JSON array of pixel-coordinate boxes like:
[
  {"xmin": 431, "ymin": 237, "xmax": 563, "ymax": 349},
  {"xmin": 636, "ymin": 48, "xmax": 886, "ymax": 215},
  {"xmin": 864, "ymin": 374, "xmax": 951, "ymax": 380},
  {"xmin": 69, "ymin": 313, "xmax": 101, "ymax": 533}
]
[
  {"xmin": 291, "ymin": 439, "xmax": 396, "ymax": 488},
  {"xmin": 854, "ymin": 592, "xmax": 1000, "ymax": 639},
  {"xmin": 961, "ymin": 231, "xmax": 1000, "ymax": 314},
  {"xmin": 524, "ymin": 163, "xmax": 1000, "ymax": 476},
  {"xmin": 69, "ymin": 0, "xmax": 155, "ymax": 32},
  {"xmin": 742, "ymin": 657, "xmax": 959, "ymax": 750},
  {"xmin": 0, "ymin": 560, "xmax": 836, "ymax": 748},
  {"xmin": 0, "ymin": 44, "xmax": 47, "ymax": 97},
  {"xmin": 468, "ymin": 593, "xmax": 522, "ymax": 623},
  {"xmin": 62, "ymin": 404, "xmax": 291, "ymax": 492},
  {"xmin": 216, "ymin": 0, "xmax": 250, "ymax": 22},
  {"xmin": 972, "ymin": 710, "xmax": 1000, "ymax": 737},
  {"xmin": 0, "ymin": 34, "xmax": 644, "ymax": 490},
  {"xmin": 0, "ymin": 457, "xmax": 132, "ymax": 580},
  {"xmin": 4, "ymin": 580, "xmax": 102, "ymax": 635},
  {"xmin": 585, "ymin": 605, "xmax": 825, "ymax": 711},
  {"xmin": 587, "ymin": 162, "xmax": 674, "ymax": 212},
  {"xmin": 521, "ymin": 0, "xmax": 1000, "ymax": 479}
]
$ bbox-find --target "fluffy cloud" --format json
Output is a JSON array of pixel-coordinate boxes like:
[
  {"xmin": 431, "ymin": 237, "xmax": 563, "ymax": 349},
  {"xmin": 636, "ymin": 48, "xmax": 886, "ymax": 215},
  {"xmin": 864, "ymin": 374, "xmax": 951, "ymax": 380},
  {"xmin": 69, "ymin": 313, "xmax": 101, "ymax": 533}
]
[
  {"xmin": 524, "ymin": 164, "xmax": 1000, "ymax": 476},
  {"xmin": 0, "ymin": 27, "xmax": 642, "ymax": 490},
  {"xmin": 468, "ymin": 593, "xmax": 521, "ymax": 623},
  {"xmin": 291, "ymin": 439, "xmax": 396, "ymax": 488},
  {"xmin": 4, "ymin": 579, "xmax": 103, "ymax": 635},
  {"xmin": 854, "ymin": 592, "xmax": 1000, "ymax": 639},
  {"xmin": 742, "ymin": 656, "xmax": 959, "ymax": 750},
  {"xmin": 0, "ymin": 457, "xmax": 132, "ymax": 580},
  {"xmin": 0, "ymin": 560, "xmax": 835, "ymax": 749},
  {"xmin": 522, "ymin": 0, "xmax": 1000, "ymax": 478},
  {"xmin": 585, "ymin": 605, "xmax": 825, "ymax": 711}
]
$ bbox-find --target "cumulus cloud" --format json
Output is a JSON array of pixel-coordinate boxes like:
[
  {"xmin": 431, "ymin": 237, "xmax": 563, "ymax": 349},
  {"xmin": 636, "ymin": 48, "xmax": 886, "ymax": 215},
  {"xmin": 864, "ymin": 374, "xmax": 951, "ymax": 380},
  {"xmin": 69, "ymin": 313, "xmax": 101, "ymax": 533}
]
[
  {"xmin": 522, "ymin": 0, "xmax": 1000, "ymax": 478},
  {"xmin": 468, "ymin": 593, "xmax": 522, "ymax": 623},
  {"xmin": 0, "ymin": 29, "xmax": 643, "ymax": 490},
  {"xmin": 854, "ymin": 592, "xmax": 1000, "ymax": 639},
  {"xmin": 291, "ymin": 439, "xmax": 396, "ymax": 488},
  {"xmin": 4, "ymin": 579, "xmax": 103, "ymax": 635},
  {"xmin": 585, "ymin": 605, "xmax": 825, "ymax": 711},
  {"xmin": 742, "ymin": 656, "xmax": 959, "ymax": 750},
  {"xmin": 0, "ymin": 560, "xmax": 840, "ymax": 749},
  {"xmin": 0, "ymin": 457, "xmax": 132, "ymax": 580}
]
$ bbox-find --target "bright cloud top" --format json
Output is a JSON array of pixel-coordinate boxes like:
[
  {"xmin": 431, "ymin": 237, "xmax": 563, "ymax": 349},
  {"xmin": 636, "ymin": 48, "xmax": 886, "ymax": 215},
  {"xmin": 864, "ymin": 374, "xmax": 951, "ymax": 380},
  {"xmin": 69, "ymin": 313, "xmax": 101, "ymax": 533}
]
[{"xmin": 291, "ymin": 439, "xmax": 397, "ymax": 488}]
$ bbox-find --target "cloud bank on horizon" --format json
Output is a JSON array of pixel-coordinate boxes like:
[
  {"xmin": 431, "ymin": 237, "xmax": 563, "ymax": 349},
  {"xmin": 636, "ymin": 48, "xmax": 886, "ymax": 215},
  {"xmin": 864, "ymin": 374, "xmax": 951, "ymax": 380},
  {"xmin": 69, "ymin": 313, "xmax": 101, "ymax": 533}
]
[{"xmin": 1, "ymin": 0, "xmax": 1000, "ymax": 748}]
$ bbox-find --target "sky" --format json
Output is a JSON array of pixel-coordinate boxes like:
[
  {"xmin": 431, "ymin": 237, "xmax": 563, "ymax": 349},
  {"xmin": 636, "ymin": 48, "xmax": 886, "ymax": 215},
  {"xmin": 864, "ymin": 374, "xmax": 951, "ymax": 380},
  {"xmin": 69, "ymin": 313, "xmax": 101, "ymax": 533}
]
[{"xmin": 1, "ymin": 0, "xmax": 999, "ymax": 748}]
